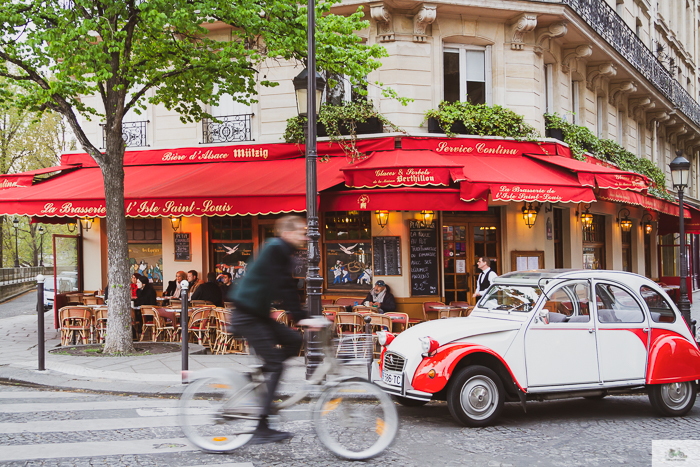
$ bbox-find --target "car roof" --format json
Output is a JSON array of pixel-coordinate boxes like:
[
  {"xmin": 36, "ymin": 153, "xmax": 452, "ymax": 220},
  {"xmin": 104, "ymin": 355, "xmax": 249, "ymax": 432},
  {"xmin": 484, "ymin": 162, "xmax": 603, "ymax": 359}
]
[{"xmin": 495, "ymin": 269, "xmax": 651, "ymax": 287}]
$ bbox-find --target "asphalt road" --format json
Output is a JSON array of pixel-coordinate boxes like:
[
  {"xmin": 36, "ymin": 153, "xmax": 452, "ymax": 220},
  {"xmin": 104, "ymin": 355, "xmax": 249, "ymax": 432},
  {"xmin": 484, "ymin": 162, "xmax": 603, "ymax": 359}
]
[
  {"xmin": 0, "ymin": 290, "xmax": 41, "ymax": 319},
  {"xmin": 0, "ymin": 384, "xmax": 698, "ymax": 466}
]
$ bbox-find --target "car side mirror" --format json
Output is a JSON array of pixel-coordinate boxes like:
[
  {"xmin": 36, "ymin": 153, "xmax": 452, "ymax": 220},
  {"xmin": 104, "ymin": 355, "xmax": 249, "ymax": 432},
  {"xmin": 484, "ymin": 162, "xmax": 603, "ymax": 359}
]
[{"xmin": 538, "ymin": 307, "xmax": 549, "ymax": 324}]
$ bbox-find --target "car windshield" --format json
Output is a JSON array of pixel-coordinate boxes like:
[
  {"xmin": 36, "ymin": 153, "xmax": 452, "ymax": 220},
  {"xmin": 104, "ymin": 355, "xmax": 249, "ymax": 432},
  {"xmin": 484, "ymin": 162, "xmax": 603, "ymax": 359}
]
[{"xmin": 478, "ymin": 284, "xmax": 542, "ymax": 312}]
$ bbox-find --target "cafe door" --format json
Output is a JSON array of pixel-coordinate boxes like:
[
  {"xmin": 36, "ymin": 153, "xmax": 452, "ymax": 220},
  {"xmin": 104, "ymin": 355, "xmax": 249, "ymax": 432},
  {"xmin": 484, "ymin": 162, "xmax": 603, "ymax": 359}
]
[{"xmin": 442, "ymin": 212, "xmax": 500, "ymax": 306}]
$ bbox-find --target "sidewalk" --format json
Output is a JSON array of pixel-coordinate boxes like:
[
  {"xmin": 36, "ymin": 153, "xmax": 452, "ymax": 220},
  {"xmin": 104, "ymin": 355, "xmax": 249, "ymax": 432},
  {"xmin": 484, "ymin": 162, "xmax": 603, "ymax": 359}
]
[{"xmin": 0, "ymin": 300, "xmax": 367, "ymax": 396}]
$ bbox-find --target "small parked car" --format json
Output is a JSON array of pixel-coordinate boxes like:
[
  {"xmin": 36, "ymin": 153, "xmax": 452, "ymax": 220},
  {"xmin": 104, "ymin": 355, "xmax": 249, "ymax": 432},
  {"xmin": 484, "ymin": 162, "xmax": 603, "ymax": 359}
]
[
  {"xmin": 373, "ymin": 270, "xmax": 700, "ymax": 426},
  {"xmin": 42, "ymin": 275, "xmax": 55, "ymax": 310}
]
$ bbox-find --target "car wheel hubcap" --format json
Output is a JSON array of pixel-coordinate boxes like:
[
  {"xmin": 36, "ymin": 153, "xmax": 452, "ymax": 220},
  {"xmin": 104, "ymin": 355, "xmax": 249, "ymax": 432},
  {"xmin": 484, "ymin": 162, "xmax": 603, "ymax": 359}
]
[
  {"xmin": 460, "ymin": 375, "xmax": 498, "ymax": 420},
  {"xmin": 660, "ymin": 382, "xmax": 692, "ymax": 410}
]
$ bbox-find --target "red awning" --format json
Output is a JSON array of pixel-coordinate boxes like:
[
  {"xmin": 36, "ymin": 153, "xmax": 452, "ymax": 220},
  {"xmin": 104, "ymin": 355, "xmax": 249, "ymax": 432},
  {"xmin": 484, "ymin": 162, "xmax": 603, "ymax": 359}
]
[
  {"xmin": 0, "ymin": 157, "xmax": 346, "ymax": 217},
  {"xmin": 0, "ymin": 165, "xmax": 80, "ymax": 190},
  {"xmin": 526, "ymin": 154, "xmax": 648, "ymax": 191},
  {"xmin": 450, "ymin": 155, "xmax": 596, "ymax": 203},
  {"xmin": 341, "ymin": 150, "xmax": 465, "ymax": 188},
  {"xmin": 658, "ymin": 207, "xmax": 700, "ymax": 235},
  {"xmin": 320, "ymin": 187, "xmax": 487, "ymax": 212},
  {"xmin": 597, "ymin": 188, "xmax": 688, "ymax": 218}
]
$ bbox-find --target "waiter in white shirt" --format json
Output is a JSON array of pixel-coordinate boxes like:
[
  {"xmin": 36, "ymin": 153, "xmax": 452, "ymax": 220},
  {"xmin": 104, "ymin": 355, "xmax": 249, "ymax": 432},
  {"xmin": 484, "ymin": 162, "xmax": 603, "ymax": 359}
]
[{"xmin": 473, "ymin": 256, "xmax": 498, "ymax": 298}]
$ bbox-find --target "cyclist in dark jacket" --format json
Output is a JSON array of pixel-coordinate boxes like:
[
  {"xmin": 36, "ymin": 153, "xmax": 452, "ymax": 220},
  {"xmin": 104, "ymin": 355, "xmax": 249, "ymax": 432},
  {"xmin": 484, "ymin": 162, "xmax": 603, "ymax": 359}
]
[{"xmin": 231, "ymin": 216, "xmax": 308, "ymax": 444}]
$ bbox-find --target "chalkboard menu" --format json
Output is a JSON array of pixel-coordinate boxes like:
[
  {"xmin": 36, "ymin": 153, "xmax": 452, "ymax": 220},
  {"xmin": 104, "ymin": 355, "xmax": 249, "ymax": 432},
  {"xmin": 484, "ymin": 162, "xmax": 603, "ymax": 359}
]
[
  {"xmin": 409, "ymin": 221, "xmax": 439, "ymax": 296},
  {"xmin": 293, "ymin": 248, "xmax": 308, "ymax": 278},
  {"xmin": 372, "ymin": 236, "xmax": 401, "ymax": 276},
  {"xmin": 174, "ymin": 233, "xmax": 191, "ymax": 262}
]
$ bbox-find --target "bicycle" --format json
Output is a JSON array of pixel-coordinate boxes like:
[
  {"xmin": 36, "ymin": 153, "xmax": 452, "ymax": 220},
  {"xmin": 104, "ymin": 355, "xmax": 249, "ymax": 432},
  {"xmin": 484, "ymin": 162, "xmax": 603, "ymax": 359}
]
[{"xmin": 178, "ymin": 317, "xmax": 398, "ymax": 460}]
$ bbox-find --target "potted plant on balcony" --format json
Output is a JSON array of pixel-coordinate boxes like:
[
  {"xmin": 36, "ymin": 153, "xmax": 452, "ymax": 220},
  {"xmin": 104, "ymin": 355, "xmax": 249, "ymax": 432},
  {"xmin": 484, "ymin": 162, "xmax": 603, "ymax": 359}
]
[
  {"xmin": 424, "ymin": 101, "xmax": 539, "ymax": 140},
  {"xmin": 284, "ymin": 100, "xmax": 400, "ymax": 161}
]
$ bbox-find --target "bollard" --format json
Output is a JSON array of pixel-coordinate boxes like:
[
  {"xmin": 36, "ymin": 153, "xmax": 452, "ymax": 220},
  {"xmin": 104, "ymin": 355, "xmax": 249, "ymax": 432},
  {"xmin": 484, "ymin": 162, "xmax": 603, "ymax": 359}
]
[
  {"xmin": 36, "ymin": 274, "xmax": 45, "ymax": 371},
  {"xmin": 364, "ymin": 315, "xmax": 372, "ymax": 381},
  {"xmin": 180, "ymin": 280, "xmax": 189, "ymax": 379}
]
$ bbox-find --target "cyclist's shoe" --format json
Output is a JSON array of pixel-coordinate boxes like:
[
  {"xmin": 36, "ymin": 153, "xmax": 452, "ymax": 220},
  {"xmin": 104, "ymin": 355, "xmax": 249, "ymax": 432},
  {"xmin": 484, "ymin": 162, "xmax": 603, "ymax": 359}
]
[{"xmin": 247, "ymin": 426, "xmax": 294, "ymax": 445}]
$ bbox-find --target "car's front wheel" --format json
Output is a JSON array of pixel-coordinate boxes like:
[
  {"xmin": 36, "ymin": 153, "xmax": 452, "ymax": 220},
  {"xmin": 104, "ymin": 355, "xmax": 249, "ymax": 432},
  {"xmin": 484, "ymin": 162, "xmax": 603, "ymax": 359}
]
[
  {"xmin": 447, "ymin": 365, "xmax": 504, "ymax": 427},
  {"xmin": 648, "ymin": 381, "xmax": 697, "ymax": 417}
]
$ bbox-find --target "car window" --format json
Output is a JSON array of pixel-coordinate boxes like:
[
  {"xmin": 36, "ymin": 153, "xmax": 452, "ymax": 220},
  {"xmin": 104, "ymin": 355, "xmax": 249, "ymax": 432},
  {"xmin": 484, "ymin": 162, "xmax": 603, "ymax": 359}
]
[
  {"xmin": 595, "ymin": 283, "xmax": 645, "ymax": 323},
  {"xmin": 542, "ymin": 281, "xmax": 590, "ymax": 323},
  {"xmin": 640, "ymin": 285, "xmax": 676, "ymax": 323},
  {"xmin": 480, "ymin": 285, "xmax": 542, "ymax": 312}
]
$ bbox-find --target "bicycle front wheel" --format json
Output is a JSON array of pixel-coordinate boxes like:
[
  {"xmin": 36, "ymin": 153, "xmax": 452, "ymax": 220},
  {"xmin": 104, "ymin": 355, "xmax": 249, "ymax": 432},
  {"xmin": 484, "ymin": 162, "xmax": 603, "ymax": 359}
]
[
  {"xmin": 179, "ymin": 372, "xmax": 259, "ymax": 452},
  {"xmin": 314, "ymin": 380, "xmax": 398, "ymax": 460}
]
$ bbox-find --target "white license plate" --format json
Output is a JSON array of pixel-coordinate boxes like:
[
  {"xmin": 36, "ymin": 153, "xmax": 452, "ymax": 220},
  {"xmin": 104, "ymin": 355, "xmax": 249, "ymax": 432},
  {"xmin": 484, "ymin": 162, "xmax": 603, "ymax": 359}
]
[{"xmin": 383, "ymin": 370, "xmax": 402, "ymax": 387}]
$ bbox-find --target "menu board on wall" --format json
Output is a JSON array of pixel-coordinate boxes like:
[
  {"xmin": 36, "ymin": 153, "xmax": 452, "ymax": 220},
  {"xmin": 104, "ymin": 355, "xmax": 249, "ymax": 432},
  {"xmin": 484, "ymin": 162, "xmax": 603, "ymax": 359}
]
[
  {"xmin": 409, "ymin": 221, "xmax": 439, "ymax": 296},
  {"xmin": 372, "ymin": 236, "xmax": 401, "ymax": 276},
  {"xmin": 174, "ymin": 233, "xmax": 191, "ymax": 262},
  {"xmin": 292, "ymin": 248, "xmax": 308, "ymax": 278}
]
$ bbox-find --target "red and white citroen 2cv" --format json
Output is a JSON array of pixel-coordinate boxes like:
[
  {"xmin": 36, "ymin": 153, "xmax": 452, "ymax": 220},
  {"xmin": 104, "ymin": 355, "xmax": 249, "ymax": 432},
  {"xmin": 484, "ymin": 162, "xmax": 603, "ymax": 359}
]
[{"xmin": 373, "ymin": 270, "xmax": 700, "ymax": 426}]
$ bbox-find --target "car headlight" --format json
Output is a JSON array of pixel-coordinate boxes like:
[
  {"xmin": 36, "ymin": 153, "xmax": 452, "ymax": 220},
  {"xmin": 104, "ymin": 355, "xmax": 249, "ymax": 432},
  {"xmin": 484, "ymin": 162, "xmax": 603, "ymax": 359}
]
[
  {"xmin": 419, "ymin": 336, "xmax": 439, "ymax": 355},
  {"xmin": 377, "ymin": 331, "xmax": 395, "ymax": 346}
]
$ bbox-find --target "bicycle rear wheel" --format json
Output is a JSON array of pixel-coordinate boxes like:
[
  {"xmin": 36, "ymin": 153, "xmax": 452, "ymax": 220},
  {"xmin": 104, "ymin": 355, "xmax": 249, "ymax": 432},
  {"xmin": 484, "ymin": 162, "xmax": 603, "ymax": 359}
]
[
  {"xmin": 179, "ymin": 371, "xmax": 260, "ymax": 452},
  {"xmin": 314, "ymin": 380, "xmax": 398, "ymax": 460}
]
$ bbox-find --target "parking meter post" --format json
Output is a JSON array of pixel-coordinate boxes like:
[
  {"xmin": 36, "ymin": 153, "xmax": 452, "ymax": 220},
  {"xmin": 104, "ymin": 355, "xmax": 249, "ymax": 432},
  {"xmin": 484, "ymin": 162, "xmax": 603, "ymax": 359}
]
[
  {"xmin": 180, "ymin": 281, "xmax": 189, "ymax": 378},
  {"xmin": 36, "ymin": 274, "xmax": 45, "ymax": 371},
  {"xmin": 364, "ymin": 315, "xmax": 372, "ymax": 381}
]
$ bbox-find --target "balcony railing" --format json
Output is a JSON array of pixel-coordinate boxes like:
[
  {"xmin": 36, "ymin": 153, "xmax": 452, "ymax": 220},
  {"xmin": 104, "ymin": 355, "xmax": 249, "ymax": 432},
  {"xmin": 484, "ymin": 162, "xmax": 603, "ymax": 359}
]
[
  {"xmin": 101, "ymin": 121, "xmax": 148, "ymax": 148},
  {"xmin": 202, "ymin": 114, "xmax": 253, "ymax": 144},
  {"xmin": 560, "ymin": 0, "xmax": 700, "ymax": 129}
]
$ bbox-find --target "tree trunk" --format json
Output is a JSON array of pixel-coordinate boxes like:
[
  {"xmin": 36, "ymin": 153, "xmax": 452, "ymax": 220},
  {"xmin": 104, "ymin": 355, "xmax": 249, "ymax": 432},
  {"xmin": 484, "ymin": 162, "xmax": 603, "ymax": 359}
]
[{"xmin": 101, "ymin": 131, "xmax": 134, "ymax": 354}]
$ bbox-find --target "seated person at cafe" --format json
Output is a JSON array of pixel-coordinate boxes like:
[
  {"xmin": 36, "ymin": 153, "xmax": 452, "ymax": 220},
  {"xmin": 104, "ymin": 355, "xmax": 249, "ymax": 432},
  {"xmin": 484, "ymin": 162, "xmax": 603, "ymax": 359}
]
[
  {"xmin": 191, "ymin": 272, "xmax": 224, "ymax": 307},
  {"xmin": 135, "ymin": 274, "xmax": 158, "ymax": 306},
  {"xmin": 187, "ymin": 270, "xmax": 201, "ymax": 298},
  {"xmin": 165, "ymin": 271, "xmax": 186, "ymax": 299},
  {"xmin": 131, "ymin": 273, "xmax": 139, "ymax": 299},
  {"xmin": 363, "ymin": 280, "xmax": 396, "ymax": 313},
  {"xmin": 218, "ymin": 272, "xmax": 233, "ymax": 297}
]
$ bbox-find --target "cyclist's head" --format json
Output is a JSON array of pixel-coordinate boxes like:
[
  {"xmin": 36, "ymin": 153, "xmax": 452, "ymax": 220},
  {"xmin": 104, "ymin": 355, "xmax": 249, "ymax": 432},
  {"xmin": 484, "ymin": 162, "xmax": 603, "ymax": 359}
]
[{"xmin": 277, "ymin": 216, "xmax": 307, "ymax": 248}]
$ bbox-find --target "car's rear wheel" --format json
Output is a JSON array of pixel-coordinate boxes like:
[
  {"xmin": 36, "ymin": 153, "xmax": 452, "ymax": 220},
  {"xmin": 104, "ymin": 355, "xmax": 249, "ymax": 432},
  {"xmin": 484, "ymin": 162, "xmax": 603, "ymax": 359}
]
[
  {"xmin": 391, "ymin": 396, "xmax": 429, "ymax": 407},
  {"xmin": 648, "ymin": 381, "xmax": 697, "ymax": 417},
  {"xmin": 447, "ymin": 365, "xmax": 504, "ymax": 427}
]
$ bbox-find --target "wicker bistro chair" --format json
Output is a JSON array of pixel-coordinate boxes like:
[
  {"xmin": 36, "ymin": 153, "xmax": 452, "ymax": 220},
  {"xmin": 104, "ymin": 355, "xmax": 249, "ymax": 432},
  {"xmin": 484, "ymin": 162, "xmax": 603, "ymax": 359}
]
[
  {"xmin": 368, "ymin": 313, "xmax": 392, "ymax": 358},
  {"xmin": 439, "ymin": 307, "xmax": 463, "ymax": 319},
  {"xmin": 214, "ymin": 308, "xmax": 248, "ymax": 354},
  {"xmin": 334, "ymin": 312, "xmax": 364, "ymax": 337},
  {"xmin": 59, "ymin": 307, "xmax": 93, "ymax": 345},
  {"xmin": 422, "ymin": 301, "xmax": 445, "ymax": 322},
  {"xmin": 352, "ymin": 305, "xmax": 375, "ymax": 314},
  {"xmin": 139, "ymin": 306, "xmax": 158, "ymax": 342},
  {"xmin": 188, "ymin": 307, "xmax": 213, "ymax": 347},
  {"xmin": 383, "ymin": 312, "xmax": 409, "ymax": 333},
  {"xmin": 191, "ymin": 300, "xmax": 215, "ymax": 307},
  {"xmin": 82, "ymin": 296, "xmax": 99, "ymax": 306},
  {"xmin": 154, "ymin": 308, "xmax": 175, "ymax": 342},
  {"xmin": 94, "ymin": 308, "xmax": 108, "ymax": 343}
]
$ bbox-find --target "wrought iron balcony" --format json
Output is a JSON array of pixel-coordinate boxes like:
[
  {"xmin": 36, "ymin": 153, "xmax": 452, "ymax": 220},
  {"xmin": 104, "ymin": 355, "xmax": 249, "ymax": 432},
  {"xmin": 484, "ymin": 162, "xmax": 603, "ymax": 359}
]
[
  {"xmin": 560, "ymin": 0, "xmax": 700, "ymax": 128},
  {"xmin": 100, "ymin": 121, "xmax": 148, "ymax": 148},
  {"xmin": 202, "ymin": 114, "xmax": 253, "ymax": 144}
]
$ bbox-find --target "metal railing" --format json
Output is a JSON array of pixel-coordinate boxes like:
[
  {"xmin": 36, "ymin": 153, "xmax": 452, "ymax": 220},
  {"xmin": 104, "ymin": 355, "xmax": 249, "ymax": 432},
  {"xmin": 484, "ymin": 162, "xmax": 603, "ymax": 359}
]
[
  {"xmin": 101, "ymin": 121, "xmax": 148, "ymax": 148},
  {"xmin": 560, "ymin": 0, "xmax": 700, "ymax": 128},
  {"xmin": 0, "ymin": 267, "xmax": 51, "ymax": 285},
  {"xmin": 202, "ymin": 114, "xmax": 253, "ymax": 144}
]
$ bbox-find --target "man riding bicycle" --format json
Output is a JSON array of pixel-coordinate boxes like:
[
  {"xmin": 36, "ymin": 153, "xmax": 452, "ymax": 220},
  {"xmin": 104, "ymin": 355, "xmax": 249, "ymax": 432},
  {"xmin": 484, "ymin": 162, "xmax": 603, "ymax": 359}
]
[{"xmin": 230, "ymin": 215, "xmax": 308, "ymax": 444}]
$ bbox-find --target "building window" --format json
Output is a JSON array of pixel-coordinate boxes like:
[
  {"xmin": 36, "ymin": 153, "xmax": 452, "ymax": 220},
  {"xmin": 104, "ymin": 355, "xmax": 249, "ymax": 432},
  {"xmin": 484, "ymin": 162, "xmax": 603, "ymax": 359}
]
[
  {"xmin": 126, "ymin": 218, "xmax": 163, "ymax": 287},
  {"xmin": 209, "ymin": 217, "xmax": 253, "ymax": 241},
  {"xmin": 571, "ymin": 81, "xmax": 580, "ymax": 124},
  {"xmin": 635, "ymin": 18, "xmax": 642, "ymax": 37},
  {"xmin": 583, "ymin": 214, "xmax": 606, "ymax": 270},
  {"xmin": 325, "ymin": 72, "xmax": 367, "ymax": 105},
  {"xmin": 444, "ymin": 45, "xmax": 491, "ymax": 104},
  {"xmin": 621, "ymin": 228, "xmax": 632, "ymax": 272},
  {"xmin": 544, "ymin": 64, "xmax": 554, "ymax": 114},
  {"xmin": 615, "ymin": 0, "xmax": 624, "ymax": 16},
  {"xmin": 553, "ymin": 208, "xmax": 563, "ymax": 268},
  {"xmin": 596, "ymin": 97, "xmax": 604, "ymax": 138},
  {"xmin": 659, "ymin": 233, "xmax": 684, "ymax": 277},
  {"xmin": 203, "ymin": 84, "xmax": 254, "ymax": 143},
  {"xmin": 324, "ymin": 211, "xmax": 372, "ymax": 291}
]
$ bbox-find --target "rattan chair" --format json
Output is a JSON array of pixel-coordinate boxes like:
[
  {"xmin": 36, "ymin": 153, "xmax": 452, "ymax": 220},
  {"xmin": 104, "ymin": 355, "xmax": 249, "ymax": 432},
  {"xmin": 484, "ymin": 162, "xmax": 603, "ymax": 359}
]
[
  {"xmin": 59, "ymin": 306, "xmax": 92, "ymax": 345},
  {"xmin": 422, "ymin": 301, "xmax": 444, "ymax": 321},
  {"xmin": 94, "ymin": 308, "xmax": 108, "ymax": 343},
  {"xmin": 188, "ymin": 307, "xmax": 213, "ymax": 347},
  {"xmin": 383, "ymin": 312, "xmax": 409, "ymax": 333},
  {"xmin": 139, "ymin": 306, "xmax": 158, "ymax": 342},
  {"xmin": 334, "ymin": 312, "xmax": 364, "ymax": 336}
]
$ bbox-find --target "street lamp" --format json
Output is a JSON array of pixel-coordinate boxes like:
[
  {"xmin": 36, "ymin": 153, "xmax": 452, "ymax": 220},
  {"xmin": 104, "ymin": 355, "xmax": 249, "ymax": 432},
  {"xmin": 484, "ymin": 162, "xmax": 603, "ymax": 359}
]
[
  {"xmin": 38, "ymin": 225, "xmax": 45, "ymax": 267},
  {"xmin": 12, "ymin": 217, "xmax": 19, "ymax": 268},
  {"xmin": 292, "ymin": 3, "xmax": 327, "ymax": 378},
  {"xmin": 670, "ymin": 150, "xmax": 693, "ymax": 333}
]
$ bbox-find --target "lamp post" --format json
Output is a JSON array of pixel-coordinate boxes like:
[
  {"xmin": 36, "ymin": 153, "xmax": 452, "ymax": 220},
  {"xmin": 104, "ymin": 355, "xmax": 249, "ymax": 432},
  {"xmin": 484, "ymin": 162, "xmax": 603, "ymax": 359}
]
[
  {"xmin": 293, "ymin": 15, "xmax": 327, "ymax": 378},
  {"xmin": 38, "ymin": 225, "xmax": 45, "ymax": 267},
  {"xmin": 12, "ymin": 217, "xmax": 19, "ymax": 268},
  {"xmin": 670, "ymin": 151, "xmax": 693, "ymax": 334}
]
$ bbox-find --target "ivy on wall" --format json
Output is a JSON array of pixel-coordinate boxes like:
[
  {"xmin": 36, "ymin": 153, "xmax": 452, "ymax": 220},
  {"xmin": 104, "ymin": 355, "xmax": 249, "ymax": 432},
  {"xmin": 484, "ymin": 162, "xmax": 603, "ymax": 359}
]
[{"xmin": 545, "ymin": 113, "xmax": 672, "ymax": 201}]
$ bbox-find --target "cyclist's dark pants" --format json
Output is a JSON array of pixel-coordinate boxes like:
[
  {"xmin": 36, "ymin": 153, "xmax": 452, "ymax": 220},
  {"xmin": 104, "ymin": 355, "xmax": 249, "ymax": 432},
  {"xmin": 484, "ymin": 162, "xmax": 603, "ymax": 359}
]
[{"xmin": 231, "ymin": 311, "xmax": 303, "ymax": 418}]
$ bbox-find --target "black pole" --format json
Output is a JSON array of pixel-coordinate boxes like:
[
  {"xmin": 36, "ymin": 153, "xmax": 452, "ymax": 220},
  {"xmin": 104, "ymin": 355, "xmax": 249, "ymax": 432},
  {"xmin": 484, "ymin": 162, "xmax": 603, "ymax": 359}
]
[
  {"xmin": 180, "ymin": 281, "xmax": 189, "ymax": 378},
  {"xmin": 14, "ymin": 224, "xmax": 19, "ymax": 268},
  {"xmin": 678, "ymin": 189, "xmax": 693, "ymax": 334},
  {"xmin": 304, "ymin": 0, "xmax": 324, "ymax": 379},
  {"xmin": 40, "ymin": 233, "xmax": 44, "ymax": 267},
  {"xmin": 364, "ymin": 315, "xmax": 372, "ymax": 381},
  {"xmin": 37, "ymin": 274, "xmax": 45, "ymax": 371}
]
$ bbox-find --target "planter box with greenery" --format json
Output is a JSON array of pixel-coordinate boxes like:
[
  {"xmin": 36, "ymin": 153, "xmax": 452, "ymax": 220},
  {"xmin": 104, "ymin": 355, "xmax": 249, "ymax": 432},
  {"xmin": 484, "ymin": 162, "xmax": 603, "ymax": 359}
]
[
  {"xmin": 317, "ymin": 116, "xmax": 383, "ymax": 137},
  {"xmin": 423, "ymin": 101, "xmax": 539, "ymax": 140}
]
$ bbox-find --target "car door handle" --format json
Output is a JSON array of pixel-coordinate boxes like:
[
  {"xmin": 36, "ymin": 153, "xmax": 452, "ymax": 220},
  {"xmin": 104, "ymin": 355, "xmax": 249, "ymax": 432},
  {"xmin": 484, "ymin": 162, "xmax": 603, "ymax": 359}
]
[
  {"xmin": 589, "ymin": 328, "xmax": 595, "ymax": 333},
  {"xmin": 643, "ymin": 327, "xmax": 650, "ymax": 333}
]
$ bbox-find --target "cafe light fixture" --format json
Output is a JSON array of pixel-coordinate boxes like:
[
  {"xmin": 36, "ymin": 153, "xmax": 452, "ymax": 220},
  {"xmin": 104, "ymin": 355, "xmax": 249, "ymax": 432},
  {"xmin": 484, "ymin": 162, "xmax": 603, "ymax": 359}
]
[
  {"xmin": 67, "ymin": 221, "xmax": 77, "ymax": 233},
  {"xmin": 170, "ymin": 215, "xmax": 182, "ymax": 232},
  {"xmin": 642, "ymin": 212, "xmax": 653, "ymax": 235},
  {"xmin": 375, "ymin": 210, "xmax": 389, "ymax": 228},
  {"xmin": 419, "ymin": 210, "xmax": 435, "ymax": 228},
  {"xmin": 79, "ymin": 217, "xmax": 94, "ymax": 231},
  {"xmin": 521, "ymin": 202, "xmax": 541, "ymax": 229},
  {"xmin": 576, "ymin": 203, "xmax": 594, "ymax": 233},
  {"xmin": 616, "ymin": 207, "xmax": 632, "ymax": 232}
]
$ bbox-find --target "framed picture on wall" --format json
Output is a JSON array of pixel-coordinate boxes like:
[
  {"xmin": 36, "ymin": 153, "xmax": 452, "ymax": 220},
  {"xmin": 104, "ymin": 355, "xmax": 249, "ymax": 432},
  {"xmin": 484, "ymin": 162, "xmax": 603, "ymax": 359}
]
[
  {"xmin": 213, "ymin": 242, "xmax": 254, "ymax": 283},
  {"xmin": 511, "ymin": 250, "xmax": 544, "ymax": 272}
]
